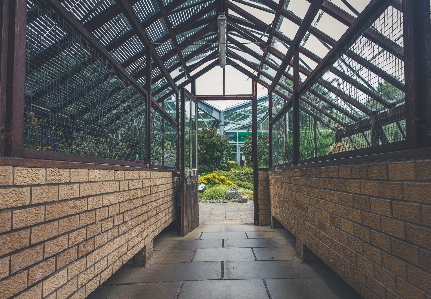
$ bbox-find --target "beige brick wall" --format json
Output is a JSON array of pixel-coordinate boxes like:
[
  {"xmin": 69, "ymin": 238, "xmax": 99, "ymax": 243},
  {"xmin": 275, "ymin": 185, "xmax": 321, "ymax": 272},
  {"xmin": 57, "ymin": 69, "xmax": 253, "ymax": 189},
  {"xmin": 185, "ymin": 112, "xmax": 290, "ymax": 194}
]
[
  {"xmin": 270, "ymin": 160, "xmax": 431, "ymax": 299},
  {"xmin": 0, "ymin": 161, "xmax": 176, "ymax": 299},
  {"xmin": 258, "ymin": 171, "xmax": 270, "ymax": 226}
]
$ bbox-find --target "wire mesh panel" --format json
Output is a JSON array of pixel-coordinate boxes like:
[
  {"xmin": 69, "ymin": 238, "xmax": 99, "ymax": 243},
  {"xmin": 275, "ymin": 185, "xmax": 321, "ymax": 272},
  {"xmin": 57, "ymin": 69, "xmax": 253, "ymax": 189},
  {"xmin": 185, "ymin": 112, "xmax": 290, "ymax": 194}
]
[
  {"xmin": 164, "ymin": 119, "xmax": 178, "ymax": 168},
  {"xmin": 294, "ymin": 1, "xmax": 405, "ymax": 161},
  {"xmin": 272, "ymin": 109, "xmax": 293, "ymax": 166},
  {"xmin": 25, "ymin": 0, "xmax": 148, "ymax": 162},
  {"xmin": 151, "ymin": 105, "xmax": 164, "ymax": 165}
]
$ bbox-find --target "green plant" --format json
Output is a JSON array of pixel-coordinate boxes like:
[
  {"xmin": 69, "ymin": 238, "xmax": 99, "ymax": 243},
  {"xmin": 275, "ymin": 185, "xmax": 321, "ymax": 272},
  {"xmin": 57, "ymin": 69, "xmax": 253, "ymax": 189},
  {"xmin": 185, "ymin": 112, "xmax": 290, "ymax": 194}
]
[
  {"xmin": 198, "ymin": 173, "xmax": 233, "ymax": 186},
  {"xmin": 242, "ymin": 132, "xmax": 270, "ymax": 168},
  {"xmin": 213, "ymin": 168, "xmax": 254, "ymax": 188},
  {"xmin": 200, "ymin": 185, "xmax": 230, "ymax": 202},
  {"xmin": 198, "ymin": 126, "xmax": 232, "ymax": 174}
]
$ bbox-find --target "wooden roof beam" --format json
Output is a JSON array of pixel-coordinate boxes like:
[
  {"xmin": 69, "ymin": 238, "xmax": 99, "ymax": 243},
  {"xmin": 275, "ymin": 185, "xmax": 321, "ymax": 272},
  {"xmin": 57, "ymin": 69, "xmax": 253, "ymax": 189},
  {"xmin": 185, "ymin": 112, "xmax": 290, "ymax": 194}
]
[
  {"xmin": 269, "ymin": 0, "xmax": 325, "ymax": 93},
  {"xmin": 117, "ymin": 0, "xmax": 178, "ymax": 93}
]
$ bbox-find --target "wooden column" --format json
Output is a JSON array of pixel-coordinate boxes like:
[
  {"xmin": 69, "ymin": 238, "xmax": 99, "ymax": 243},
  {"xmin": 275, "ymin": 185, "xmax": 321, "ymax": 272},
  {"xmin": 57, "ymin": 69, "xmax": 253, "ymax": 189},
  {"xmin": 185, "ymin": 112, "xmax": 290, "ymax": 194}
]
[
  {"xmin": 404, "ymin": 0, "xmax": 429, "ymax": 148},
  {"xmin": 252, "ymin": 80, "xmax": 258, "ymax": 225},
  {"xmin": 268, "ymin": 92, "xmax": 273, "ymax": 168},
  {"xmin": 293, "ymin": 46, "xmax": 300, "ymax": 165},
  {"xmin": 3, "ymin": 0, "xmax": 26, "ymax": 156},
  {"xmin": 192, "ymin": 80, "xmax": 198, "ymax": 173},
  {"xmin": 146, "ymin": 47, "xmax": 152, "ymax": 167},
  {"xmin": 176, "ymin": 92, "xmax": 180, "ymax": 170}
]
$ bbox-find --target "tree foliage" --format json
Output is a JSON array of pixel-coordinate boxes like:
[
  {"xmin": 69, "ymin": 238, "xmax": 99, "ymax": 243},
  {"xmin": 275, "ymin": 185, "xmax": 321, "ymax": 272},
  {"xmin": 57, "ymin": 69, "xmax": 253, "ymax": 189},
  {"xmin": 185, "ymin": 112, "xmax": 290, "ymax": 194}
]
[
  {"xmin": 242, "ymin": 132, "xmax": 270, "ymax": 168},
  {"xmin": 198, "ymin": 126, "xmax": 232, "ymax": 174}
]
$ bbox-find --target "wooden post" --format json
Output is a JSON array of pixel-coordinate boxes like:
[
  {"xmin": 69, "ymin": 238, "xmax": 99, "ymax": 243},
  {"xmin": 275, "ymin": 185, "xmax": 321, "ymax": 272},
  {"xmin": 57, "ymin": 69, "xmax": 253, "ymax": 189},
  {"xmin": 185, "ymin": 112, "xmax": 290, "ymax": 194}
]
[
  {"xmin": 313, "ymin": 117, "xmax": 317, "ymax": 157},
  {"xmin": 404, "ymin": 0, "xmax": 429, "ymax": 148},
  {"xmin": 176, "ymin": 92, "xmax": 180, "ymax": 170},
  {"xmin": 252, "ymin": 80, "xmax": 259, "ymax": 225},
  {"xmin": 268, "ymin": 92, "xmax": 273, "ymax": 168},
  {"xmin": 180, "ymin": 88, "xmax": 186, "ymax": 235},
  {"xmin": 191, "ymin": 79, "xmax": 197, "ymax": 170},
  {"xmin": 162, "ymin": 101, "xmax": 165, "ymax": 166},
  {"xmin": 146, "ymin": 47, "xmax": 152, "ymax": 167},
  {"xmin": 293, "ymin": 46, "xmax": 300, "ymax": 165},
  {"xmin": 4, "ymin": 0, "xmax": 26, "ymax": 156}
]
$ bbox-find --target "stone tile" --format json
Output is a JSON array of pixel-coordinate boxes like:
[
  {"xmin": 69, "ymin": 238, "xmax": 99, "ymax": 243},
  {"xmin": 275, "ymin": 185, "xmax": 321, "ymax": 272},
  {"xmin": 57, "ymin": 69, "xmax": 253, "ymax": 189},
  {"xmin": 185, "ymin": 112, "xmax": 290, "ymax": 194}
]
[
  {"xmin": 224, "ymin": 261, "xmax": 339, "ymax": 280},
  {"xmin": 153, "ymin": 239, "xmax": 222, "ymax": 250},
  {"xmin": 224, "ymin": 238, "xmax": 289, "ymax": 248},
  {"xmin": 193, "ymin": 248, "xmax": 255, "ymax": 262},
  {"xmin": 245, "ymin": 231, "xmax": 285, "ymax": 239},
  {"xmin": 179, "ymin": 280, "xmax": 268, "ymax": 299},
  {"xmin": 148, "ymin": 250, "xmax": 195, "ymax": 264},
  {"xmin": 87, "ymin": 282, "xmax": 180, "ymax": 299},
  {"xmin": 105, "ymin": 262, "xmax": 221, "ymax": 284},
  {"xmin": 199, "ymin": 232, "xmax": 247, "ymax": 240},
  {"xmin": 266, "ymin": 278, "xmax": 363, "ymax": 299},
  {"xmin": 89, "ymin": 202, "xmax": 361, "ymax": 299},
  {"xmin": 253, "ymin": 248, "xmax": 299, "ymax": 261}
]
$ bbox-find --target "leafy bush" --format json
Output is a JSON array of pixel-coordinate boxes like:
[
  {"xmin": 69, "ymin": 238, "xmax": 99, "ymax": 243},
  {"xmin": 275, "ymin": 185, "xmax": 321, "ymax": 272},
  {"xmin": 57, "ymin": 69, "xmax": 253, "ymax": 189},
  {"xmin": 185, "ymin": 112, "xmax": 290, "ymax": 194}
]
[
  {"xmin": 213, "ymin": 168, "xmax": 253, "ymax": 188},
  {"xmin": 198, "ymin": 173, "xmax": 233, "ymax": 186},
  {"xmin": 200, "ymin": 185, "xmax": 230, "ymax": 201}
]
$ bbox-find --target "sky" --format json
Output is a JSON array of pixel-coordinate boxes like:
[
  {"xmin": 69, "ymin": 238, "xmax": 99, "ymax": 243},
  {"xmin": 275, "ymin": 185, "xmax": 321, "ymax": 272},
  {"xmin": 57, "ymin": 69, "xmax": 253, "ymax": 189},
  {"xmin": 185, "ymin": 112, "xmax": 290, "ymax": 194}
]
[{"xmin": 185, "ymin": 0, "xmax": 371, "ymax": 111}]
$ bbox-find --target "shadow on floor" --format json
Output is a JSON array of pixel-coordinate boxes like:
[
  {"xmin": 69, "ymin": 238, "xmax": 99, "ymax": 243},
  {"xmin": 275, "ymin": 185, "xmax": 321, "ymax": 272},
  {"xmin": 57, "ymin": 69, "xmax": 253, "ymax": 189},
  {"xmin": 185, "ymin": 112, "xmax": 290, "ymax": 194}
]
[{"xmin": 88, "ymin": 202, "xmax": 362, "ymax": 299}]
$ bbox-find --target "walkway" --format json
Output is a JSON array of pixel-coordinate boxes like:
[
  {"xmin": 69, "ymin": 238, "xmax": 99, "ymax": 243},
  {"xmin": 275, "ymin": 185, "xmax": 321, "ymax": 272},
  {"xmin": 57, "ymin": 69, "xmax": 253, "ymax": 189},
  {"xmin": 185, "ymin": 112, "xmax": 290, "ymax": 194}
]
[{"xmin": 88, "ymin": 202, "xmax": 362, "ymax": 299}]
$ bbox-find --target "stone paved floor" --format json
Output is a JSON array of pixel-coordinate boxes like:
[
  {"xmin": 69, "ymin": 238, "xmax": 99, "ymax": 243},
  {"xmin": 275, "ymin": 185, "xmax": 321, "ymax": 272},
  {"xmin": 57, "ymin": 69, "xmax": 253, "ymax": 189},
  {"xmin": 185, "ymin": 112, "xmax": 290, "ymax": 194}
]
[{"xmin": 88, "ymin": 202, "xmax": 362, "ymax": 299}]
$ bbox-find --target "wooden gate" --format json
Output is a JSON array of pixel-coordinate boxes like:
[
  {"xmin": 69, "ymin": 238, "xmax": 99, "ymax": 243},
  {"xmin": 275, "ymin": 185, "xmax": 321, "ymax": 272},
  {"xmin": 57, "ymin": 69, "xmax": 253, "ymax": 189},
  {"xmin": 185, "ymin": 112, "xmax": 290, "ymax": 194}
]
[
  {"xmin": 180, "ymin": 169, "xmax": 199, "ymax": 235},
  {"xmin": 179, "ymin": 88, "xmax": 199, "ymax": 236}
]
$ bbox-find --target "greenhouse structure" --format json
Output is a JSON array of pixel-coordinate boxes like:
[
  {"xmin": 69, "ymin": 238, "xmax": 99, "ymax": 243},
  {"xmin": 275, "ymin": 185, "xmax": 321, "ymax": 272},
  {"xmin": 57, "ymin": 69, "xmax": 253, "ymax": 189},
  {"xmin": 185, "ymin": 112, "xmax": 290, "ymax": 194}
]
[{"xmin": 0, "ymin": 0, "xmax": 430, "ymax": 298}]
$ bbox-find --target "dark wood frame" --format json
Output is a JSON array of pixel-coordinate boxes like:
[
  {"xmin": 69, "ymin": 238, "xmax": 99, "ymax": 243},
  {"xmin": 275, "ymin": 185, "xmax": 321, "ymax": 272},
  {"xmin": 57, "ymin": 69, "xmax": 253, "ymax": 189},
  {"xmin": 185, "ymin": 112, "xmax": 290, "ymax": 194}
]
[
  {"xmin": 1, "ymin": 0, "xmax": 178, "ymax": 170},
  {"xmin": 268, "ymin": 0, "xmax": 430, "ymax": 169}
]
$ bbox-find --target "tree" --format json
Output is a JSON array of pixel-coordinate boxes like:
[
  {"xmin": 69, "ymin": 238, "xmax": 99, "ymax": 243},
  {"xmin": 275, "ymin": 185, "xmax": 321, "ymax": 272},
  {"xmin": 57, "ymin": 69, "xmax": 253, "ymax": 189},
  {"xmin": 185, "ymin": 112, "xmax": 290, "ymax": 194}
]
[
  {"xmin": 198, "ymin": 126, "xmax": 232, "ymax": 174},
  {"xmin": 242, "ymin": 132, "xmax": 269, "ymax": 168}
]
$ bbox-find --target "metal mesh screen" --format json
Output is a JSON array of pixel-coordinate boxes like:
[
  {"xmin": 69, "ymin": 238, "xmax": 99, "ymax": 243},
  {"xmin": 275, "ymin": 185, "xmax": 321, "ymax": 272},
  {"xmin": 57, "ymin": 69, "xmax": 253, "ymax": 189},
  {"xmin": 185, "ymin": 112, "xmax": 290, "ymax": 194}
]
[
  {"xmin": 25, "ymin": 0, "xmax": 148, "ymax": 162},
  {"xmin": 272, "ymin": 108, "xmax": 293, "ymax": 165},
  {"xmin": 272, "ymin": 2, "xmax": 406, "ymax": 165}
]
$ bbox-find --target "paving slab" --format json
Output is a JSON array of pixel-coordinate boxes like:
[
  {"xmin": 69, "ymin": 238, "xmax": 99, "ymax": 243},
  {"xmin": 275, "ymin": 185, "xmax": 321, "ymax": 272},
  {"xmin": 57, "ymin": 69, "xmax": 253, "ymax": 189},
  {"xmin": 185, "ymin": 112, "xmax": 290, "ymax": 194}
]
[
  {"xmin": 105, "ymin": 262, "xmax": 221, "ymax": 284},
  {"xmin": 224, "ymin": 237, "xmax": 289, "ymax": 248},
  {"xmin": 89, "ymin": 202, "xmax": 362, "ymax": 299},
  {"xmin": 266, "ymin": 278, "xmax": 363, "ymax": 299},
  {"xmin": 253, "ymin": 247, "xmax": 299, "ymax": 261},
  {"xmin": 87, "ymin": 282, "xmax": 180, "ymax": 299},
  {"xmin": 153, "ymin": 239, "xmax": 222, "ymax": 250},
  {"xmin": 179, "ymin": 280, "xmax": 268, "ymax": 299},
  {"xmin": 199, "ymin": 231, "xmax": 247, "ymax": 240},
  {"xmin": 148, "ymin": 250, "xmax": 195, "ymax": 264},
  {"xmin": 193, "ymin": 248, "xmax": 255, "ymax": 262},
  {"xmin": 224, "ymin": 261, "xmax": 339, "ymax": 280}
]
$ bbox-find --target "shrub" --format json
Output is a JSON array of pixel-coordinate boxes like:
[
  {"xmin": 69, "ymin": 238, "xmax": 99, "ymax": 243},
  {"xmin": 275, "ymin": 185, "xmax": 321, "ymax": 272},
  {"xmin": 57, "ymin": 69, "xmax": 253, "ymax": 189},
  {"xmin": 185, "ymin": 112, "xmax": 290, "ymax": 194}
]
[
  {"xmin": 198, "ymin": 173, "xmax": 233, "ymax": 186},
  {"xmin": 200, "ymin": 185, "xmax": 230, "ymax": 201},
  {"xmin": 213, "ymin": 168, "xmax": 253, "ymax": 188}
]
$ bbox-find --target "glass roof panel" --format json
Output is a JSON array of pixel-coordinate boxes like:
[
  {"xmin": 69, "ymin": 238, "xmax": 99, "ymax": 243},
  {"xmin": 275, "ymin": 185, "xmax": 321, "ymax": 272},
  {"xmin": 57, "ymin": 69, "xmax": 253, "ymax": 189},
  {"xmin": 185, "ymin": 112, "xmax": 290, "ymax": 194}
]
[
  {"xmin": 329, "ymin": 0, "xmax": 372, "ymax": 15},
  {"xmin": 286, "ymin": 0, "xmax": 310, "ymax": 19},
  {"xmin": 146, "ymin": 18, "xmax": 169, "ymax": 43},
  {"xmin": 133, "ymin": 0, "xmax": 159, "ymax": 23},
  {"xmin": 278, "ymin": 17, "xmax": 299, "ymax": 40},
  {"xmin": 110, "ymin": 35, "xmax": 144, "ymax": 64},
  {"xmin": 92, "ymin": 13, "xmax": 132, "ymax": 47},
  {"xmin": 61, "ymin": 0, "xmax": 116, "ymax": 24},
  {"xmin": 314, "ymin": 11, "xmax": 349, "ymax": 40}
]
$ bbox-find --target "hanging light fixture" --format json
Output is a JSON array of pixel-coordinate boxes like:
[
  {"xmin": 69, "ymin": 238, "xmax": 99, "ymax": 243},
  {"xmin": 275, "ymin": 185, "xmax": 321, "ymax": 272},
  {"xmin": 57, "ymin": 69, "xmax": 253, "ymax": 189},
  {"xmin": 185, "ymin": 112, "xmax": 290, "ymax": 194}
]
[{"xmin": 217, "ymin": 13, "xmax": 227, "ymax": 68}]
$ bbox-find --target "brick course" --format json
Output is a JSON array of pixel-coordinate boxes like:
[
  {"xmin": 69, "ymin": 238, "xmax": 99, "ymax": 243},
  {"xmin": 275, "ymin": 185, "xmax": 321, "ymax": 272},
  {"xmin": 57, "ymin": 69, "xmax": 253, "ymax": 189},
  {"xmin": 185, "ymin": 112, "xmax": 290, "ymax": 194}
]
[
  {"xmin": 0, "ymin": 160, "xmax": 176, "ymax": 298},
  {"xmin": 269, "ymin": 159, "xmax": 431, "ymax": 299}
]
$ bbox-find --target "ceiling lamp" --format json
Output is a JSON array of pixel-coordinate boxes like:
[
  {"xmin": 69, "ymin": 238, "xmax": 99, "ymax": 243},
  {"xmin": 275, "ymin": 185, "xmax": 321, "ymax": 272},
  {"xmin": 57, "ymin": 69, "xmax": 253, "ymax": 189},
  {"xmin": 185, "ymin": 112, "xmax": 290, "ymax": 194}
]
[{"xmin": 217, "ymin": 13, "xmax": 227, "ymax": 68}]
